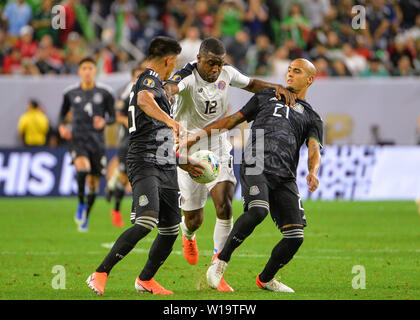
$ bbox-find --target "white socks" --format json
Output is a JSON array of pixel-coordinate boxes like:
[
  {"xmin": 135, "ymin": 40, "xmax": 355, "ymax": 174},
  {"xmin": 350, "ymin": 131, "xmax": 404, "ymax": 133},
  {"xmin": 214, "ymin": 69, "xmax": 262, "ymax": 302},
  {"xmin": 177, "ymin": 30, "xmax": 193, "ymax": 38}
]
[
  {"xmin": 180, "ymin": 215, "xmax": 233, "ymax": 254},
  {"xmin": 180, "ymin": 215, "xmax": 195, "ymax": 240},
  {"xmin": 213, "ymin": 217, "xmax": 233, "ymax": 254}
]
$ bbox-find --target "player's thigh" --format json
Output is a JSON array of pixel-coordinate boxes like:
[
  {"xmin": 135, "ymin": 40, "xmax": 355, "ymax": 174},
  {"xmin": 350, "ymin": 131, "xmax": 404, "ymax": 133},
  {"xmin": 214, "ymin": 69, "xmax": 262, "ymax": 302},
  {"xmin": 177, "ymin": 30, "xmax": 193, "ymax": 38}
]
[
  {"xmin": 130, "ymin": 175, "xmax": 160, "ymax": 225},
  {"xmin": 240, "ymin": 170, "xmax": 270, "ymax": 213},
  {"xmin": 157, "ymin": 188, "xmax": 182, "ymax": 228},
  {"xmin": 269, "ymin": 181, "xmax": 306, "ymax": 230},
  {"xmin": 118, "ymin": 140, "xmax": 129, "ymax": 174},
  {"xmin": 177, "ymin": 167, "xmax": 208, "ymax": 211},
  {"xmin": 89, "ymin": 148, "xmax": 107, "ymax": 177}
]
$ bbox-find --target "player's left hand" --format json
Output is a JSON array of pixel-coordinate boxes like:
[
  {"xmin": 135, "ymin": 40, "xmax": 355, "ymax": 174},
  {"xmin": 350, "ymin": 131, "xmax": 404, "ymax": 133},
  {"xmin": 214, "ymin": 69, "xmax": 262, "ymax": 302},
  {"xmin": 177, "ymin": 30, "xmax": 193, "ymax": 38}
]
[
  {"xmin": 306, "ymin": 173, "xmax": 319, "ymax": 193},
  {"xmin": 275, "ymin": 85, "xmax": 296, "ymax": 107},
  {"xmin": 93, "ymin": 116, "xmax": 106, "ymax": 130}
]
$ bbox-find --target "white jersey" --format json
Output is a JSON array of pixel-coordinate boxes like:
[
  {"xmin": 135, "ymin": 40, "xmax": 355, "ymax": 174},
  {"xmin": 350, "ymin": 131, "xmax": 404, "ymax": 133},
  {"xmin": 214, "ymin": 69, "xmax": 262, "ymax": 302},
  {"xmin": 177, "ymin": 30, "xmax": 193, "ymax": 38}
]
[{"xmin": 168, "ymin": 62, "xmax": 250, "ymax": 161}]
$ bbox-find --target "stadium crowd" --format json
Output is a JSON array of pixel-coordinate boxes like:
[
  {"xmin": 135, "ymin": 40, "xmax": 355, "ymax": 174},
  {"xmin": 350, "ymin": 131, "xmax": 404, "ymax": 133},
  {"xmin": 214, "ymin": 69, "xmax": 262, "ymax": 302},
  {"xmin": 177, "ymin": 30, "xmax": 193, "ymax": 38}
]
[{"xmin": 1, "ymin": 0, "xmax": 420, "ymax": 77}]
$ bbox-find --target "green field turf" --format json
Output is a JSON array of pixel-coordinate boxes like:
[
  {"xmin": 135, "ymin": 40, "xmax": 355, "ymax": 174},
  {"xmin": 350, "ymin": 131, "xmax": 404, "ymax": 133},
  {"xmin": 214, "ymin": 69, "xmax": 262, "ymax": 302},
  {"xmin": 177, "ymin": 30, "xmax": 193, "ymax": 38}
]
[{"xmin": 0, "ymin": 198, "xmax": 419, "ymax": 300}]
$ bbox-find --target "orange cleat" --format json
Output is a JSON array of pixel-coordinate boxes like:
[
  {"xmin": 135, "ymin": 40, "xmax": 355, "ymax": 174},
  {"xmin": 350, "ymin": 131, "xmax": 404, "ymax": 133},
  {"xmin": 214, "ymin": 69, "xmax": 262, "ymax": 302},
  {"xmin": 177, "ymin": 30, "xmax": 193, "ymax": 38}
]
[
  {"xmin": 86, "ymin": 272, "xmax": 108, "ymax": 296},
  {"xmin": 111, "ymin": 210, "xmax": 124, "ymax": 228},
  {"xmin": 212, "ymin": 253, "xmax": 234, "ymax": 292},
  {"xmin": 182, "ymin": 235, "xmax": 199, "ymax": 265},
  {"xmin": 135, "ymin": 277, "xmax": 174, "ymax": 295}
]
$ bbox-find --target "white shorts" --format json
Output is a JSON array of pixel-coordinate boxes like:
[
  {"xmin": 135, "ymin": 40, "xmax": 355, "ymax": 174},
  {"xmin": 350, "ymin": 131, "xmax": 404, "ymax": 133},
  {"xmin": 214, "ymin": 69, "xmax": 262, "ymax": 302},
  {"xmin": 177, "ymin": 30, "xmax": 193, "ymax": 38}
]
[{"xmin": 177, "ymin": 155, "xmax": 236, "ymax": 211}]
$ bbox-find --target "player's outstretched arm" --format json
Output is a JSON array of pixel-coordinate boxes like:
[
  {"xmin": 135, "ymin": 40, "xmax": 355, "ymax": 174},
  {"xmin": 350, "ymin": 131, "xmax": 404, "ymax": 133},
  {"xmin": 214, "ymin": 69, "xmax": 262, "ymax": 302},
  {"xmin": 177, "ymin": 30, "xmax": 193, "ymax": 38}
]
[
  {"xmin": 178, "ymin": 111, "xmax": 245, "ymax": 152},
  {"xmin": 307, "ymin": 137, "xmax": 321, "ymax": 193},
  {"xmin": 244, "ymin": 78, "xmax": 296, "ymax": 106}
]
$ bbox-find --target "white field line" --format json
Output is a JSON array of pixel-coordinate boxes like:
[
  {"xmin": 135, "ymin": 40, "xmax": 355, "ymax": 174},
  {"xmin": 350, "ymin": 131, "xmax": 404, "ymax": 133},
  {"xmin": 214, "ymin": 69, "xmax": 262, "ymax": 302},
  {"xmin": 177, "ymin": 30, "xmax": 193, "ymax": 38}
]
[{"xmin": 0, "ymin": 244, "xmax": 418, "ymax": 262}]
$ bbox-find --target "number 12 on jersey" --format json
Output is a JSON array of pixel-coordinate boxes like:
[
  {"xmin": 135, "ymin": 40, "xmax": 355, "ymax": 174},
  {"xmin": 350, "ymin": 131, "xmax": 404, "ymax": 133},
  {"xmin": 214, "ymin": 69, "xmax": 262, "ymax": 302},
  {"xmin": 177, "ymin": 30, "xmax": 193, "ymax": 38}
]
[{"xmin": 205, "ymin": 100, "xmax": 217, "ymax": 114}]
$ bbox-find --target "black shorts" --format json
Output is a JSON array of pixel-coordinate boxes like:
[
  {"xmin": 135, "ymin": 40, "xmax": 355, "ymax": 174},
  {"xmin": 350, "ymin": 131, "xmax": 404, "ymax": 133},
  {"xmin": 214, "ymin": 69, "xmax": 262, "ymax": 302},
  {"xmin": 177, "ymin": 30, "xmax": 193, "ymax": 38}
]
[
  {"xmin": 129, "ymin": 167, "xmax": 181, "ymax": 228},
  {"xmin": 118, "ymin": 138, "xmax": 129, "ymax": 174},
  {"xmin": 240, "ymin": 167, "xmax": 306, "ymax": 229},
  {"xmin": 70, "ymin": 139, "xmax": 106, "ymax": 176}
]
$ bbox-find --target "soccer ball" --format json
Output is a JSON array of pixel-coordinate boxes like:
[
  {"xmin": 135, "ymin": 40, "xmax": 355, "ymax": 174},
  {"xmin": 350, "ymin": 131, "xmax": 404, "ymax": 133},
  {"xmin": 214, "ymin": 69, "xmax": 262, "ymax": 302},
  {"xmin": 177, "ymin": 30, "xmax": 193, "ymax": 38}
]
[{"xmin": 188, "ymin": 150, "xmax": 220, "ymax": 184}]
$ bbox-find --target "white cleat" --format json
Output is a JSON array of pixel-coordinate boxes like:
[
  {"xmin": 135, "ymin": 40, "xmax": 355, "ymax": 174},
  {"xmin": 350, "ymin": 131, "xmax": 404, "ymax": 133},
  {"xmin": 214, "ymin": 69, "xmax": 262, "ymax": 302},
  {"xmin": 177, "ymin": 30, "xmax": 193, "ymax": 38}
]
[
  {"xmin": 206, "ymin": 255, "xmax": 228, "ymax": 289},
  {"xmin": 256, "ymin": 275, "xmax": 295, "ymax": 293}
]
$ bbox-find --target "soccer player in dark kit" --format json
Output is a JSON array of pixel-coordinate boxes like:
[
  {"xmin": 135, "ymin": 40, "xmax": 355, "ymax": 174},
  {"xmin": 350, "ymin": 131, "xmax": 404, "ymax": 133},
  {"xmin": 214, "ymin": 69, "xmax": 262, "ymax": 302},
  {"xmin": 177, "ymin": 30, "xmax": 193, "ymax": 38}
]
[
  {"xmin": 180, "ymin": 58, "xmax": 323, "ymax": 293},
  {"xmin": 58, "ymin": 57, "xmax": 116, "ymax": 232},
  {"xmin": 86, "ymin": 36, "xmax": 204, "ymax": 296},
  {"xmin": 105, "ymin": 61, "xmax": 147, "ymax": 228}
]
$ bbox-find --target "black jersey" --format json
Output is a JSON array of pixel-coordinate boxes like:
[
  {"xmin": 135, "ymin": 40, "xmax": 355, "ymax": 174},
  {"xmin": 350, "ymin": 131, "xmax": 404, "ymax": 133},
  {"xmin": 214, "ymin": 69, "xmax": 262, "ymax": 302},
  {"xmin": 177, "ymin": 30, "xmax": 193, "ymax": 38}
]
[
  {"xmin": 116, "ymin": 81, "xmax": 132, "ymax": 144},
  {"xmin": 239, "ymin": 89, "xmax": 323, "ymax": 180},
  {"xmin": 59, "ymin": 83, "xmax": 116, "ymax": 147},
  {"xmin": 127, "ymin": 68, "xmax": 176, "ymax": 170}
]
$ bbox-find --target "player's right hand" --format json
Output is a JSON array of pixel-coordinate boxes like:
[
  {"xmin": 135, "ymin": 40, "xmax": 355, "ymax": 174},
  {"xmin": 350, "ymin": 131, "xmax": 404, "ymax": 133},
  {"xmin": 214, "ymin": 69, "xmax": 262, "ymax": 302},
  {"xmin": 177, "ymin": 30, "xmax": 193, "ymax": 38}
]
[
  {"xmin": 58, "ymin": 125, "xmax": 72, "ymax": 140},
  {"xmin": 178, "ymin": 155, "xmax": 205, "ymax": 176}
]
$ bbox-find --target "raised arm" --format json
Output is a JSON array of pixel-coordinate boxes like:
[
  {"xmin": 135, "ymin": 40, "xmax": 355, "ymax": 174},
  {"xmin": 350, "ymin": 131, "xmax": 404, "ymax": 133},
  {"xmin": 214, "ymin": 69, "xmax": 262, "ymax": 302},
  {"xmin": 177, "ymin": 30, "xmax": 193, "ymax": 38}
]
[
  {"xmin": 179, "ymin": 111, "xmax": 246, "ymax": 152},
  {"xmin": 244, "ymin": 78, "xmax": 296, "ymax": 106},
  {"xmin": 306, "ymin": 137, "xmax": 321, "ymax": 193}
]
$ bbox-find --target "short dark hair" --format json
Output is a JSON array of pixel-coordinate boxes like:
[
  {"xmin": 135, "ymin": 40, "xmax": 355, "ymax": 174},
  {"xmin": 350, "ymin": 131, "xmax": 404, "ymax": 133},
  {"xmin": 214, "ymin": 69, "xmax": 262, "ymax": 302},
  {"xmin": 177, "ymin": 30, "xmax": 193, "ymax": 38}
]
[
  {"xmin": 199, "ymin": 38, "xmax": 226, "ymax": 56},
  {"xmin": 78, "ymin": 56, "xmax": 96, "ymax": 66},
  {"xmin": 29, "ymin": 99, "xmax": 39, "ymax": 108},
  {"xmin": 147, "ymin": 36, "xmax": 182, "ymax": 60}
]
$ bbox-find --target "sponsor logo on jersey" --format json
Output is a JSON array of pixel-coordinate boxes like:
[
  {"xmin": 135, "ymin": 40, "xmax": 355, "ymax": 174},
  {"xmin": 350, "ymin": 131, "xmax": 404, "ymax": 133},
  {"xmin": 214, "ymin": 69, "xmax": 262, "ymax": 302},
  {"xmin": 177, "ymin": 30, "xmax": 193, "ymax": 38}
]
[
  {"xmin": 143, "ymin": 78, "xmax": 155, "ymax": 88},
  {"xmin": 74, "ymin": 96, "xmax": 82, "ymax": 103},
  {"xmin": 93, "ymin": 93, "xmax": 103, "ymax": 104},
  {"xmin": 169, "ymin": 74, "xmax": 181, "ymax": 82},
  {"xmin": 198, "ymin": 88, "xmax": 203, "ymax": 93},
  {"xmin": 139, "ymin": 195, "xmax": 149, "ymax": 206},
  {"xmin": 293, "ymin": 103, "xmax": 304, "ymax": 114},
  {"xmin": 249, "ymin": 185, "xmax": 260, "ymax": 196},
  {"xmin": 218, "ymin": 80, "xmax": 226, "ymax": 90}
]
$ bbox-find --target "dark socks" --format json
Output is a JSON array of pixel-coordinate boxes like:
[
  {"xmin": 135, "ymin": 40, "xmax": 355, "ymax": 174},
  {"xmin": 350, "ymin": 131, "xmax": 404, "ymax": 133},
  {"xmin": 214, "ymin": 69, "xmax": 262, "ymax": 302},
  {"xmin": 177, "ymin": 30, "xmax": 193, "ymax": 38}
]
[
  {"xmin": 76, "ymin": 171, "xmax": 88, "ymax": 204},
  {"xmin": 114, "ymin": 182, "xmax": 125, "ymax": 211},
  {"xmin": 218, "ymin": 207, "xmax": 268, "ymax": 263},
  {"xmin": 96, "ymin": 224, "xmax": 152, "ymax": 275},
  {"xmin": 86, "ymin": 191, "xmax": 97, "ymax": 218},
  {"xmin": 139, "ymin": 233, "xmax": 178, "ymax": 281},
  {"xmin": 259, "ymin": 237, "xmax": 303, "ymax": 283}
]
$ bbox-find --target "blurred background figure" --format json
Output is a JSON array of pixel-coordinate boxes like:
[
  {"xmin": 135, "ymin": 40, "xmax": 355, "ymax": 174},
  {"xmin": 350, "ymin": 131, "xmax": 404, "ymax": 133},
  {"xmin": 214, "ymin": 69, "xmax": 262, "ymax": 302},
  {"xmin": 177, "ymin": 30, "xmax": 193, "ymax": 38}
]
[
  {"xmin": 17, "ymin": 99, "xmax": 49, "ymax": 147},
  {"xmin": 177, "ymin": 26, "xmax": 202, "ymax": 68}
]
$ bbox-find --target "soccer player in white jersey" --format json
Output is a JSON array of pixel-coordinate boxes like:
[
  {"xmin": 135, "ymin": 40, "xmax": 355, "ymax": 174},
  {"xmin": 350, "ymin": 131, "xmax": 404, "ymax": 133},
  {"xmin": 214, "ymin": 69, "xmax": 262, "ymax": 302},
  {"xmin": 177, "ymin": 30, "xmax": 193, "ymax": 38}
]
[{"xmin": 164, "ymin": 38, "xmax": 296, "ymax": 291}]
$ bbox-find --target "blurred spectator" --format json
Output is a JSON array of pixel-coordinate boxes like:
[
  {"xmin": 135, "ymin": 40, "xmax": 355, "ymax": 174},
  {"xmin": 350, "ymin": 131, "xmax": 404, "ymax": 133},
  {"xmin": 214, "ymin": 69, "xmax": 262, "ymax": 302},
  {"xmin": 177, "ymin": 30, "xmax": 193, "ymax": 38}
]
[
  {"xmin": 354, "ymin": 35, "xmax": 372, "ymax": 60},
  {"xmin": 2, "ymin": 0, "xmax": 32, "ymax": 38},
  {"xmin": 325, "ymin": 30, "xmax": 343, "ymax": 61},
  {"xmin": 17, "ymin": 99, "xmax": 49, "ymax": 146},
  {"xmin": 393, "ymin": 54, "xmax": 417, "ymax": 76},
  {"xmin": 226, "ymin": 29, "xmax": 250, "ymax": 73},
  {"xmin": 243, "ymin": 0, "xmax": 268, "ymax": 41},
  {"xmin": 14, "ymin": 25, "xmax": 38, "ymax": 58},
  {"xmin": 313, "ymin": 56, "xmax": 330, "ymax": 78},
  {"xmin": 38, "ymin": 34, "xmax": 65, "ymax": 71},
  {"xmin": 360, "ymin": 56, "xmax": 390, "ymax": 77},
  {"xmin": 270, "ymin": 45, "xmax": 290, "ymax": 80},
  {"xmin": 342, "ymin": 43, "xmax": 368, "ymax": 76},
  {"xmin": 246, "ymin": 34, "xmax": 274, "ymax": 75},
  {"xmin": 280, "ymin": 3, "xmax": 311, "ymax": 49},
  {"xmin": 177, "ymin": 27, "xmax": 202, "ymax": 68},
  {"xmin": 304, "ymin": 0, "xmax": 334, "ymax": 30},
  {"xmin": 63, "ymin": 32, "xmax": 89, "ymax": 74},
  {"xmin": 31, "ymin": 0, "xmax": 59, "ymax": 45},
  {"xmin": 362, "ymin": 0, "xmax": 392, "ymax": 50},
  {"xmin": 194, "ymin": 0, "xmax": 217, "ymax": 38},
  {"xmin": 389, "ymin": 37, "xmax": 416, "ymax": 69},
  {"xmin": 399, "ymin": 0, "xmax": 420, "ymax": 29},
  {"xmin": 215, "ymin": 0, "xmax": 244, "ymax": 46},
  {"xmin": 331, "ymin": 59, "xmax": 352, "ymax": 77},
  {"xmin": 2, "ymin": 46, "xmax": 23, "ymax": 74}
]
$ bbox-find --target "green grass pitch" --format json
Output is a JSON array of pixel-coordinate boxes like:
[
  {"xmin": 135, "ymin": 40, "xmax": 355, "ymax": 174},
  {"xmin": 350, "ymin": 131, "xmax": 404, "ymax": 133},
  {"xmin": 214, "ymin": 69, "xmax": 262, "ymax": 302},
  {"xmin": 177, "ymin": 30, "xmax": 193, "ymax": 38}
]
[{"xmin": 0, "ymin": 197, "xmax": 419, "ymax": 300}]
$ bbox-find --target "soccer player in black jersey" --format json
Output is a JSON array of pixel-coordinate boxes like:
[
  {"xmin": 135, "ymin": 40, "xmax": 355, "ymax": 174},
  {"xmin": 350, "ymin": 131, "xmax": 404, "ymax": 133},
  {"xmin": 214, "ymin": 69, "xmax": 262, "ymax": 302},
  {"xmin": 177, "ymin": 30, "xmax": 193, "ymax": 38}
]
[
  {"xmin": 86, "ymin": 36, "xmax": 204, "ymax": 296},
  {"xmin": 58, "ymin": 57, "xmax": 116, "ymax": 232},
  {"xmin": 105, "ymin": 61, "xmax": 147, "ymax": 228},
  {"xmin": 180, "ymin": 58, "xmax": 323, "ymax": 293}
]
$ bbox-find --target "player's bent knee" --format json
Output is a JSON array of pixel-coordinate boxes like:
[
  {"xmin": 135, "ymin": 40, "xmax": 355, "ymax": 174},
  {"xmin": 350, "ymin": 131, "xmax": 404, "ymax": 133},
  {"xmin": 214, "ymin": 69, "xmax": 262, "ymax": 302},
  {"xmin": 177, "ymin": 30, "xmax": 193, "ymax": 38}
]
[
  {"xmin": 247, "ymin": 205, "xmax": 269, "ymax": 225},
  {"xmin": 281, "ymin": 228, "xmax": 304, "ymax": 250},
  {"xmin": 134, "ymin": 210, "xmax": 158, "ymax": 231},
  {"xmin": 215, "ymin": 202, "xmax": 233, "ymax": 220}
]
